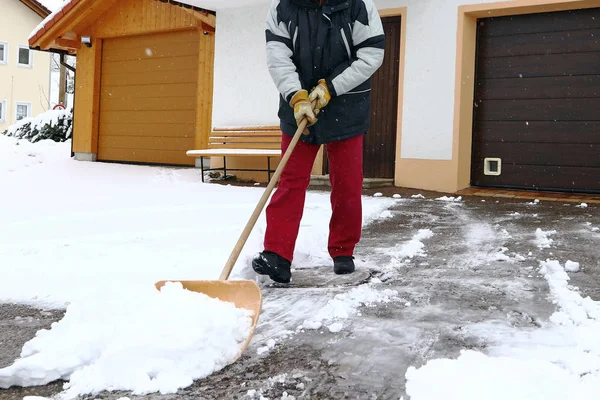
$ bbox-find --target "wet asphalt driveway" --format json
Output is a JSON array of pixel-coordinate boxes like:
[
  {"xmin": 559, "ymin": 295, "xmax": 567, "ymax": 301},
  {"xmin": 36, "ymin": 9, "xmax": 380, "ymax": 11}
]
[{"xmin": 1, "ymin": 190, "xmax": 598, "ymax": 400}]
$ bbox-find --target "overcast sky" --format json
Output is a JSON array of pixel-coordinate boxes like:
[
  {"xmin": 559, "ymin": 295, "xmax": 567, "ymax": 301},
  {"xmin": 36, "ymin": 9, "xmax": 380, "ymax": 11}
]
[{"xmin": 38, "ymin": 0, "xmax": 67, "ymax": 13}]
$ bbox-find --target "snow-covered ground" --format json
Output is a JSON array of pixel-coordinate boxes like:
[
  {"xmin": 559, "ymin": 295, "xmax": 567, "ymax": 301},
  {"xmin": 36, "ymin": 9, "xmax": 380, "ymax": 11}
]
[
  {"xmin": 405, "ymin": 258, "xmax": 600, "ymax": 400},
  {"xmin": 0, "ymin": 136, "xmax": 395, "ymax": 398},
  {"xmin": 1, "ymin": 136, "xmax": 599, "ymax": 400}
]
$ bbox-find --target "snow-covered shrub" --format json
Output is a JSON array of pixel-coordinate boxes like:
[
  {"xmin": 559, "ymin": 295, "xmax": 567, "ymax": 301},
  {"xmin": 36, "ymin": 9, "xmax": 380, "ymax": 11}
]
[{"xmin": 1, "ymin": 108, "xmax": 73, "ymax": 143}]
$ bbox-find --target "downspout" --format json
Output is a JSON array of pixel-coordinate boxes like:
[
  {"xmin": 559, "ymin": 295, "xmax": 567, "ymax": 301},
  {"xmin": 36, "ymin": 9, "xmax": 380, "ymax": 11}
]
[
  {"xmin": 60, "ymin": 53, "xmax": 76, "ymax": 157},
  {"xmin": 59, "ymin": 53, "xmax": 76, "ymax": 74}
]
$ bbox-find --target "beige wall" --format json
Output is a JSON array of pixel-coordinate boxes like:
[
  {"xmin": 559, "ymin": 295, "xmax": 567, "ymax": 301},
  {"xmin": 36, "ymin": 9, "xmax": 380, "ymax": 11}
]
[
  {"xmin": 210, "ymin": 0, "xmax": 600, "ymax": 192},
  {"xmin": 0, "ymin": 0, "xmax": 51, "ymax": 131}
]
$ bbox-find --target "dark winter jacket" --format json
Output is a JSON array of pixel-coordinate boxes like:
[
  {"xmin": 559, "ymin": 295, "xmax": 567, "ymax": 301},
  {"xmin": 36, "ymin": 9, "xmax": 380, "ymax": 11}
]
[{"xmin": 265, "ymin": 0, "xmax": 385, "ymax": 145}]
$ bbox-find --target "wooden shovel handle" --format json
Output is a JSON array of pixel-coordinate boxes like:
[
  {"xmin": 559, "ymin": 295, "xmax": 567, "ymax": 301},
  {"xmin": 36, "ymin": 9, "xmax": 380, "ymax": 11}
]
[{"xmin": 219, "ymin": 100, "xmax": 318, "ymax": 280}]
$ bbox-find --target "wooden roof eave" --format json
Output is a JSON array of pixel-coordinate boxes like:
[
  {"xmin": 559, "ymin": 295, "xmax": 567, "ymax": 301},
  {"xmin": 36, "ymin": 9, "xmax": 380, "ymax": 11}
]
[
  {"xmin": 174, "ymin": 4, "xmax": 216, "ymax": 33},
  {"xmin": 30, "ymin": 0, "xmax": 119, "ymax": 54},
  {"xmin": 20, "ymin": 0, "xmax": 51, "ymax": 18},
  {"xmin": 30, "ymin": 0, "xmax": 217, "ymax": 54}
]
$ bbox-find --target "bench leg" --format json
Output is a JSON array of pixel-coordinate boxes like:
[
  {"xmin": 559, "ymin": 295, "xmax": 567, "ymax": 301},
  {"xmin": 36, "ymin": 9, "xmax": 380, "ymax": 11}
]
[
  {"xmin": 267, "ymin": 157, "xmax": 272, "ymax": 181},
  {"xmin": 200, "ymin": 156, "xmax": 205, "ymax": 183},
  {"xmin": 223, "ymin": 156, "xmax": 227, "ymax": 179}
]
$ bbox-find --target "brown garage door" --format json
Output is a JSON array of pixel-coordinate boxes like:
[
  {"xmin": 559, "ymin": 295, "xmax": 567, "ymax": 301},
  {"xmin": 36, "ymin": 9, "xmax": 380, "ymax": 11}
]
[
  {"xmin": 471, "ymin": 8, "xmax": 600, "ymax": 194},
  {"xmin": 98, "ymin": 30, "xmax": 199, "ymax": 166}
]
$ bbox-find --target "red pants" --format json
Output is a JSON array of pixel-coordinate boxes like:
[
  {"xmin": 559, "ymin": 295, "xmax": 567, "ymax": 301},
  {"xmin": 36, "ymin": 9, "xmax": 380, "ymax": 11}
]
[{"xmin": 264, "ymin": 133, "xmax": 364, "ymax": 262}]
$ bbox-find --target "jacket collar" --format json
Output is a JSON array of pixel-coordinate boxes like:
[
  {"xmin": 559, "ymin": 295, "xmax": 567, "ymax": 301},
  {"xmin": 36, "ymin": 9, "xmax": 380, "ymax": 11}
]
[{"xmin": 290, "ymin": 0, "xmax": 348, "ymax": 9}]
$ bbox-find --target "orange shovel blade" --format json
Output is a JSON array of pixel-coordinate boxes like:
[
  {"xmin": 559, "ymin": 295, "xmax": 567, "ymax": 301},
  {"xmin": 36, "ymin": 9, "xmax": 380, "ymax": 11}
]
[{"xmin": 155, "ymin": 279, "xmax": 262, "ymax": 363}]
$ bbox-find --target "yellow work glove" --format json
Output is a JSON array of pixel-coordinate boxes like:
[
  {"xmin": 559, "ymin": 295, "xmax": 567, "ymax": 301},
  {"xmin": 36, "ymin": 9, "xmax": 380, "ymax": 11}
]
[
  {"xmin": 290, "ymin": 89, "xmax": 317, "ymax": 127},
  {"xmin": 309, "ymin": 79, "xmax": 331, "ymax": 110}
]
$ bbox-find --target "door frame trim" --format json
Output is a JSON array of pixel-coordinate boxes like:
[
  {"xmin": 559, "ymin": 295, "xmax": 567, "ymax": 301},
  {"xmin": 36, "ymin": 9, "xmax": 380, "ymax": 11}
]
[
  {"xmin": 379, "ymin": 9, "xmax": 406, "ymax": 182},
  {"xmin": 454, "ymin": 0, "xmax": 600, "ymax": 191}
]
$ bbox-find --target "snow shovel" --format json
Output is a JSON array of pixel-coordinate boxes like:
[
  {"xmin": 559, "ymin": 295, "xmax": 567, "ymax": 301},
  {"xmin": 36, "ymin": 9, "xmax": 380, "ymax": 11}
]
[{"xmin": 155, "ymin": 100, "xmax": 318, "ymax": 364}]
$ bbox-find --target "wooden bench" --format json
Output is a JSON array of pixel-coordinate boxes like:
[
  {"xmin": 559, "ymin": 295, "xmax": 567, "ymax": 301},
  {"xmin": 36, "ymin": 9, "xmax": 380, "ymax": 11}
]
[{"xmin": 187, "ymin": 127, "xmax": 282, "ymax": 182}]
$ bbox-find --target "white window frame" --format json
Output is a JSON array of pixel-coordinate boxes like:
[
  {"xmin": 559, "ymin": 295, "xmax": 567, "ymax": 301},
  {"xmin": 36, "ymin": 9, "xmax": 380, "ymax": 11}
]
[
  {"xmin": 17, "ymin": 45, "xmax": 33, "ymax": 68},
  {"xmin": 0, "ymin": 42, "xmax": 7, "ymax": 65},
  {"xmin": 15, "ymin": 102, "xmax": 32, "ymax": 121},
  {"xmin": 0, "ymin": 100, "xmax": 6, "ymax": 123}
]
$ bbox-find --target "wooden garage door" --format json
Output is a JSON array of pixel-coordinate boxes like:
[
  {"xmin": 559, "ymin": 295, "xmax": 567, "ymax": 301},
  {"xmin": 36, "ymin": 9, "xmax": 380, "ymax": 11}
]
[
  {"xmin": 98, "ymin": 30, "xmax": 199, "ymax": 166},
  {"xmin": 472, "ymin": 8, "xmax": 600, "ymax": 193}
]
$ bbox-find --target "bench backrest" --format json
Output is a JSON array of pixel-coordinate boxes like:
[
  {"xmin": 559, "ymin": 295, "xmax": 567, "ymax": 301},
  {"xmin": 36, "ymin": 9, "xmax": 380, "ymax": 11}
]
[{"xmin": 209, "ymin": 127, "xmax": 282, "ymax": 150}]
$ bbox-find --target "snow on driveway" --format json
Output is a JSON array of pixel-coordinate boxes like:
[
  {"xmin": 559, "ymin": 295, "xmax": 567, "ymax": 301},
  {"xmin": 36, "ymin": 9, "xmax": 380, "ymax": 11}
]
[
  {"xmin": 0, "ymin": 137, "xmax": 395, "ymax": 398},
  {"xmin": 399, "ymin": 201, "xmax": 600, "ymax": 399},
  {"xmin": 1, "ymin": 136, "xmax": 599, "ymax": 400}
]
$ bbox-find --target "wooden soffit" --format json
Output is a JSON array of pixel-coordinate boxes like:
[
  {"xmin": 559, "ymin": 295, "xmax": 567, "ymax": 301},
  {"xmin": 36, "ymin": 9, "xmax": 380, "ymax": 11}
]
[{"xmin": 29, "ymin": 0, "xmax": 216, "ymax": 54}]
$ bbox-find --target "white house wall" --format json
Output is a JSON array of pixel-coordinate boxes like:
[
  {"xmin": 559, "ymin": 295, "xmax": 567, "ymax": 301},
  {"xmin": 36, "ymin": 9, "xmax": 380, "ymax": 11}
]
[
  {"xmin": 212, "ymin": 1, "xmax": 277, "ymax": 128},
  {"xmin": 211, "ymin": 0, "xmax": 510, "ymax": 161},
  {"xmin": 0, "ymin": 1, "xmax": 51, "ymax": 131}
]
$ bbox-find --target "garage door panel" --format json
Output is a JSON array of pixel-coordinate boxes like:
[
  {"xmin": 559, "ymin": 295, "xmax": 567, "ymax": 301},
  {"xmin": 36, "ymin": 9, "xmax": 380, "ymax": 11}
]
[
  {"xmin": 97, "ymin": 148, "xmax": 193, "ymax": 166},
  {"xmin": 100, "ymin": 122, "xmax": 195, "ymax": 138},
  {"xmin": 478, "ymin": 8, "xmax": 600, "ymax": 37},
  {"xmin": 102, "ymin": 41, "xmax": 199, "ymax": 62},
  {"xmin": 480, "ymin": 28, "xmax": 600, "ymax": 58},
  {"xmin": 473, "ymin": 142, "xmax": 600, "ymax": 168},
  {"xmin": 477, "ymin": 75, "xmax": 600, "ymax": 100},
  {"xmin": 471, "ymin": 164, "xmax": 600, "ymax": 192},
  {"xmin": 100, "ymin": 96, "xmax": 196, "ymax": 112},
  {"xmin": 101, "ymin": 110, "xmax": 196, "ymax": 125},
  {"xmin": 473, "ymin": 121, "xmax": 600, "ymax": 144},
  {"xmin": 101, "ymin": 83, "xmax": 196, "ymax": 100},
  {"xmin": 102, "ymin": 30, "xmax": 199, "ymax": 51},
  {"xmin": 101, "ymin": 55, "xmax": 198, "ymax": 76},
  {"xmin": 476, "ymin": 98, "xmax": 600, "ymax": 121},
  {"xmin": 99, "ymin": 135, "xmax": 194, "ymax": 152},
  {"xmin": 100, "ymin": 69, "xmax": 198, "ymax": 86},
  {"xmin": 479, "ymin": 51, "xmax": 600, "ymax": 79}
]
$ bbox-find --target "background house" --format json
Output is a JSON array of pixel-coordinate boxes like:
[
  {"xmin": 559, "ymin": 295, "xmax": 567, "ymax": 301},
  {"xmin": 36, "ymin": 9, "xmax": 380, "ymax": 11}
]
[
  {"xmin": 0, "ymin": 0, "xmax": 53, "ymax": 132},
  {"xmin": 29, "ymin": 0, "xmax": 600, "ymax": 194}
]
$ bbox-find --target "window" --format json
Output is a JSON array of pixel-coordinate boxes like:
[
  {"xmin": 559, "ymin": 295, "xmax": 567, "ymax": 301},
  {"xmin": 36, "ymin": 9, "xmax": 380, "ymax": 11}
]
[
  {"xmin": 17, "ymin": 45, "xmax": 32, "ymax": 67},
  {"xmin": 15, "ymin": 102, "xmax": 31, "ymax": 121},
  {"xmin": 0, "ymin": 100, "xmax": 6, "ymax": 122},
  {"xmin": 0, "ymin": 42, "xmax": 7, "ymax": 64}
]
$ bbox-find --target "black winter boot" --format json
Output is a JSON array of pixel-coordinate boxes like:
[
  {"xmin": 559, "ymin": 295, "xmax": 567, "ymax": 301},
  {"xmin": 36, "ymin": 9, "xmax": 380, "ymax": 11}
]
[
  {"xmin": 252, "ymin": 251, "xmax": 292, "ymax": 283},
  {"xmin": 333, "ymin": 256, "xmax": 355, "ymax": 275}
]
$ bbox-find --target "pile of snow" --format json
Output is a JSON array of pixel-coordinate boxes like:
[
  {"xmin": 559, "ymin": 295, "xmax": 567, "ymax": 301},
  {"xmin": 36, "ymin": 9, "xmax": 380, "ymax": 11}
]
[
  {"xmin": 405, "ymin": 258, "xmax": 600, "ymax": 399},
  {"xmin": 0, "ymin": 282, "xmax": 254, "ymax": 399},
  {"xmin": 0, "ymin": 136, "xmax": 396, "ymax": 397},
  {"xmin": 384, "ymin": 229, "xmax": 434, "ymax": 271},
  {"xmin": 300, "ymin": 284, "xmax": 400, "ymax": 332},
  {"xmin": 565, "ymin": 260, "xmax": 581, "ymax": 273},
  {"xmin": 535, "ymin": 228, "xmax": 557, "ymax": 249},
  {"xmin": 436, "ymin": 196, "xmax": 462, "ymax": 202},
  {"xmin": 490, "ymin": 247, "xmax": 526, "ymax": 263},
  {"xmin": 539, "ymin": 259, "xmax": 598, "ymax": 325}
]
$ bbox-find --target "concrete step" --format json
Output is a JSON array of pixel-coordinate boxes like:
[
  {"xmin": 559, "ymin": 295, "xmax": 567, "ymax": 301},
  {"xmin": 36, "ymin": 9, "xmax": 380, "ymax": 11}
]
[{"xmin": 309, "ymin": 175, "xmax": 394, "ymax": 189}]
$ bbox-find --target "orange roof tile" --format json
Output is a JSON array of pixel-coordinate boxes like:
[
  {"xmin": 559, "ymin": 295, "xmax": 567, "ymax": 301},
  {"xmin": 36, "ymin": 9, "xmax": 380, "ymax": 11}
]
[{"xmin": 29, "ymin": 0, "xmax": 81, "ymax": 46}]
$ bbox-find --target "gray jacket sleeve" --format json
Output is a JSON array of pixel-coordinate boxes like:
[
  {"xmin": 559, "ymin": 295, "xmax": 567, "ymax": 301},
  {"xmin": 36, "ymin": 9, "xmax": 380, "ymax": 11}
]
[
  {"xmin": 265, "ymin": 0, "xmax": 302, "ymax": 103},
  {"xmin": 326, "ymin": 0, "xmax": 385, "ymax": 97}
]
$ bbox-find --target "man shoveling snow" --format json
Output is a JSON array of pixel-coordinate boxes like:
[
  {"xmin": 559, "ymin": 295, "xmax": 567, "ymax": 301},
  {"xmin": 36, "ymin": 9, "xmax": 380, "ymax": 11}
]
[{"xmin": 252, "ymin": 0, "xmax": 385, "ymax": 283}]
